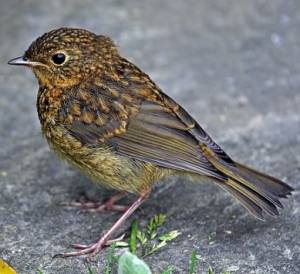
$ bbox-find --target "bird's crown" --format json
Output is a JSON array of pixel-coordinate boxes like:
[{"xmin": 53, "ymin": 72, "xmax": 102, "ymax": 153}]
[{"xmin": 13, "ymin": 27, "xmax": 119, "ymax": 87}]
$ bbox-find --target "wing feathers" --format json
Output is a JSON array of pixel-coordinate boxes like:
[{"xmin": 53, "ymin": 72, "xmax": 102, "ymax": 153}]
[
  {"xmin": 60, "ymin": 65, "xmax": 293, "ymax": 220},
  {"xmin": 111, "ymin": 117, "xmax": 226, "ymax": 180}
]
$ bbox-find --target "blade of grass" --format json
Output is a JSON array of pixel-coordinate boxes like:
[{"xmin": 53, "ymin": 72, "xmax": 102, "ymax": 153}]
[
  {"xmin": 208, "ymin": 266, "xmax": 214, "ymax": 274},
  {"xmin": 130, "ymin": 220, "xmax": 138, "ymax": 254},
  {"xmin": 188, "ymin": 250, "xmax": 197, "ymax": 274}
]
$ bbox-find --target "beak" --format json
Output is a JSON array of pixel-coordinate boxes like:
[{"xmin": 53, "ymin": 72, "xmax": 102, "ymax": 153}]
[{"xmin": 8, "ymin": 56, "xmax": 42, "ymax": 67}]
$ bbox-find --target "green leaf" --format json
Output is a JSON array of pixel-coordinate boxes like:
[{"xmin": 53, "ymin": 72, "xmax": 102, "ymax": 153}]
[
  {"xmin": 118, "ymin": 251, "xmax": 152, "ymax": 274},
  {"xmin": 115, "ymin": 241, "xmax": 129, "ymax": 247},
  {"xmin": 147, "ymin": 214, "xmax": 166, "ymax": 239},
  {"xmin": 126, "ymin": 213, "xmax": 180, "ymax": 258},
  {"xmin": 188, "ymin": 250, "xmax": 197, "ymax": 274},
  {"xmin": 130, "ymin": 220, "xmax": 138, "ymax": 254},
  {"xmin": 143, "ymin": 241, "xmax": 167, "ymax": 257},
  {"xmin": 137, "ymin": 230, "xmax": 147, "ymax": 246},
  {"xmin": 159, "ymin": 230, "xmax": 181, "ymax": 242},
  {"xmin": 208, "ymin": 266, "xmax": 214, "ymax": 274}
]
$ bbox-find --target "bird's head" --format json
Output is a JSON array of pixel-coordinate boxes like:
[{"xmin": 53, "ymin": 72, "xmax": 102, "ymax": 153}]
[{"xmin": 8, "ymin": 28, "xmax": 118, "ymax": 87}]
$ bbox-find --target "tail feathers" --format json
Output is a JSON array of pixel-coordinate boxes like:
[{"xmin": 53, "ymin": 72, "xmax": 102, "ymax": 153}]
[
  {"xmin": 217, "ymin": 181, "xmax": 265, "ymax": 220},
  {"xmin": 234, "ymin": 162, "xmax": 293, "ymax": 198},
  {"xmin": 218, "ymin": 178, "xmax": 280, "ymax": 220},
  {"xmin": 202, "ymin": 146, "xmax": 293, "ymax": 219}
]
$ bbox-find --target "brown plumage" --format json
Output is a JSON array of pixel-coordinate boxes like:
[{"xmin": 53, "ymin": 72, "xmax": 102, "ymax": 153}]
[{"xmin": 8, "ymin": 27, "xmax": 293, "ymax": 257}]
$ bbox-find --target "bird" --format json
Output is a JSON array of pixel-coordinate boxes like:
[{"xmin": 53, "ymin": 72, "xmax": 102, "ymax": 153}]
[{"xmin": 8, "ymin": 27, "xmax": 293, "ymax": 257}]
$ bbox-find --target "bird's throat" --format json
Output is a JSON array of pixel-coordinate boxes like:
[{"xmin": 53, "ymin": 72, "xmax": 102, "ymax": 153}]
[{"xmin": 37, "ymin": 86, "xmax": 64, "ymax": 127}]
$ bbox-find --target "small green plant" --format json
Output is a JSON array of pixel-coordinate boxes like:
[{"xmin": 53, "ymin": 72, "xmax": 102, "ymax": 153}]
[
  {"xmin": 128, "ymin": 213, "xmax": 181, "ymax": 258},
  {"xmin": 99, "ymin": 213, "xmax": 180, "ymax": 273},
  {"xmin": 188, "ymin": 250, "xmax": 198, "ymax": 274},
  {"xmin": 40, "ymin": 214, "xmax": 229, "ymax": 274},
  {"xmin": 147, "ymin": 214, "xmax": 166, "ymax": 240},
  {"xmin": 104, "ymin": 242, "xmax": 118, "ymax": 274},
  {"xmin": 130, "ymin": 220, "xmax": 138, "ymax": 254}
]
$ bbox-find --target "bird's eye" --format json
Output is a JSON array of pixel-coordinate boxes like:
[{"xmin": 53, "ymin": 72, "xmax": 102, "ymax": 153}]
[{"xmin": 51, "ymin": 53, "xmax": 66, "ymax": 65}]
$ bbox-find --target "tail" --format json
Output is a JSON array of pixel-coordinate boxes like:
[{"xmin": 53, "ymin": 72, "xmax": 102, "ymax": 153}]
[{"xmin": 201, "ymin": 145, "xmax": 294, "ymax": 220}]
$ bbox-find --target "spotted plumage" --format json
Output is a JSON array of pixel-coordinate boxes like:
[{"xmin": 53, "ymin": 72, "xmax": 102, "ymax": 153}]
[{"xmin": 8, "ymin": 27, "xmax": 293, "ymax": 257}]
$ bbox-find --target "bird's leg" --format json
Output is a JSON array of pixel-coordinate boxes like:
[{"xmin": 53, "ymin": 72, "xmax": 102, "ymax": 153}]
[
  {"xmin": 63, "ymin": 192, "xmax": 129, "ymax": 212},
  {"xmin": 57, "ymin": 191, "xmax": 150, "ymax": 257}
]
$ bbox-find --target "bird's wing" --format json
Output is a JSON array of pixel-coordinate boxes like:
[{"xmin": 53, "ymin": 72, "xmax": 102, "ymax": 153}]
[
  {"xmin": 59, "ymin": 61, "xmax": 232, "ymax": 181},
  {"xmin": 108, "ymin": 100, "xmax": 226, "ymax": 179},
  {"xmin": 60, "ymin": 88, "xmax": 227, "ymax": 181}
]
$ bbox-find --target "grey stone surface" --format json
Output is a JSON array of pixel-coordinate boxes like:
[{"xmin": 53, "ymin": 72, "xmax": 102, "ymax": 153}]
[{"xmin": 0, "ymin": 0, "xmax": 299, "ymax": 273}]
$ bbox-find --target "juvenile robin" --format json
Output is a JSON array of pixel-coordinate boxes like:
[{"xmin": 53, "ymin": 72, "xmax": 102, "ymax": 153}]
[{"xmin": 8, "ymin": 28, "xmax": 293, "ymax": 257}]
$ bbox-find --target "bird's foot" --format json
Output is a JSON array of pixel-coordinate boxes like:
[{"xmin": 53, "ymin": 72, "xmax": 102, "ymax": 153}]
[
  {"xmin": 55, "ymin": 234, "xmax": 125, "ymax": 258},
  {"xmin": 62, "ymin": 192, "xmax": 129, "ymax": 212},
  {"xmin": 56, "ymin": 192, "xmax": 149, "ymax": 258}
]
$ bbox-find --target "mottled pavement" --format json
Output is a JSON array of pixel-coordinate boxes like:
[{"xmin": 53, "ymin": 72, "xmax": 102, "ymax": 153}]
[{"xmin": 0, "ymin": 0, "xmax": 299, "ymax": 273}]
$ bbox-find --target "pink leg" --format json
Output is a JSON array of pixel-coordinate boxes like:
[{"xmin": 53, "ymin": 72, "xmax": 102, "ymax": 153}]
[
  {"xmin": 57, "ymin": 191, "xmax": 150, "ymax": 257},
  {"xmin": 63, "ymin": 192, "xmax": 129, "ymax": 212}
]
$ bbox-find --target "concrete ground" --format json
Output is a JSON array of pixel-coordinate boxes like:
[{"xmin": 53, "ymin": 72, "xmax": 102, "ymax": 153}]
[{"xmin": 0, "ymin": 0, "xmax": 299, "ymax": 273}]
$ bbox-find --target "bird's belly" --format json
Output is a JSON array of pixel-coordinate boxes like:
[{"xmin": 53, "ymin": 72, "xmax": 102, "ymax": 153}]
[{"xmin": 42, "ymin": 125, "xmax": 158, "ymax": 194}]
